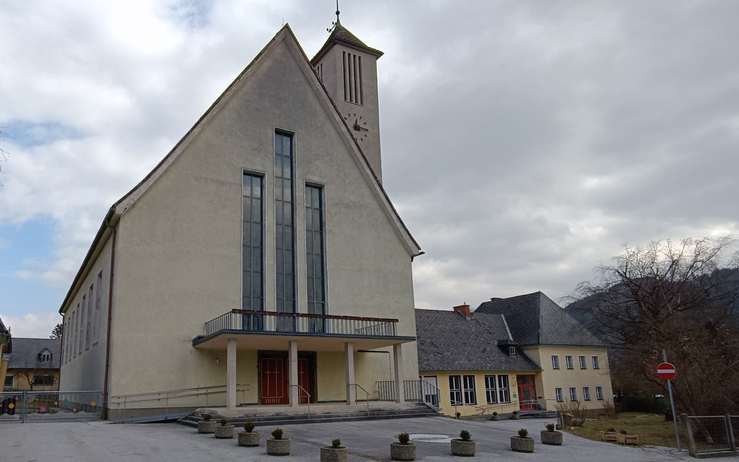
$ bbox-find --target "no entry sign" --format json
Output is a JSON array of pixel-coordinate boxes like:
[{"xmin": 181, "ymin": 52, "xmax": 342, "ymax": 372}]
[{"xmin": 657, "ymin": 362, "xmax": 677, "ymax": 380}]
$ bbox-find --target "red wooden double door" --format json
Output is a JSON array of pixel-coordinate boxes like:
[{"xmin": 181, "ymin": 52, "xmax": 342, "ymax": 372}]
[{"xmin": 260, "ymin": 352, "xmax": 314, "ymax": 405}]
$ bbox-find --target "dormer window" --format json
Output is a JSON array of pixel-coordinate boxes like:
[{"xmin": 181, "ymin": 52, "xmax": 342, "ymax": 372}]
[
  {"xmin": 39, "ymin": 349, "xmax": 52, "ymax": 362},
  {"xmin": 509, "ymin": 346, "xmax": 516, "ymax": 356}
]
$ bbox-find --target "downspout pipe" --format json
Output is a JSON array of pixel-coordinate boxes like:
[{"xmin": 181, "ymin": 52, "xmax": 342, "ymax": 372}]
[{"xmin": 101, "ymin": 212, "xmax": 117, "ymax": 420}]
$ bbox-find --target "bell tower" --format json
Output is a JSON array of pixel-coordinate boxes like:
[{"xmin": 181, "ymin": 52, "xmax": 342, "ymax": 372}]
[{"xmin": 311, "ymin": 13, "xmax": 384, "ymax": 182}]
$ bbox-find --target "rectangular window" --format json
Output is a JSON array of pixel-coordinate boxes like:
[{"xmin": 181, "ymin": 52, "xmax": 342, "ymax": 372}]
[
  {"xmin": 63, "ymin": 319, "xmax": 69, "ymax": 364},
  {"xmin": 73, "ymin": 308, "xmax": 79, "ymax": 358},
  {"xmin": 583, "ymin": 387, "xmax": 591, "ymax": 401},
  {"xmin": 449, "ymin": 375, "xmax": 462, "ymax": 405},
  {"xmin": 551, "ymin": 355, "xmax": 560, "ymax": 370},
  {"xmin": 462, "ymin": 375, "xmax": 477, "ymax": 405},
  {"xmin": 305, "ymin": 184, "xmax": 326, "ymax": 333},
  {"xmin": 242, "ymin": 172, "xmax": 264, "ymax": 331},
  {"xmin": 484, "ymin": 375, "xmax": 497, "ymax": 404},
  {"xmin": 579, "ymin": 355, "xmax": 587, "ymax": 369},
  {"xmin": 596, "ymin": 386, "xmax": 603, "ymax": 400},
  {"xmin": 4, "ymin": 375, "xmax": 13, "ymax": 388},
  {"xmin": 94, "ymin": 271, "xmax": 102, "ymax": 345},
  {"xmin": 565, "ymin": 355, "xmax": 573, "ymax": 369},
  {"xmin": 555, "ymin": 387, "xmax": 564, "ymax": 402},
  {"xmin": 275, "ymin": 132, "xmax": 295, "ymax": 332},
  {"xmin": 592, "ymin": 355, "xmax": 600, "ymax": 369},
  {"xmin": 342, "ymin": 51, "xmax": 363, "ymax": 105},
  {"xmin": 570, "ymin": 387, "xmax": 578, "ymax": 401},
  {"xmin": 79, "ymin": 296, "xmax": 86, "ymax": 354},
  {"xmin": 33, "ymin": 374, "xmax": 54, "ymax": 386},
  {"xmin": 85, "ymin": 285, "xmax": 93, "ymax": 350},
  {"xmin": 497, "ymin": 375, "xmax": 511, "ymax": 403}
]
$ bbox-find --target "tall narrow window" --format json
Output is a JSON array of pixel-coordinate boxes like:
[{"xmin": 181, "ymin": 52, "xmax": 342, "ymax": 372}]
[
  {"xmin": 592, "ymin": 355, "xmax": 600, "ymax": 369},
  {"xmin": 342, "ymin": 51, "xmax": 363, "ymax": 105},
  {"xmin": 73, "ymin": 307, "xmax": 79, "ymax": 358},
  {"xmin": 579, "ymin": 355, "xmax": 587, "ymax": 369},
  {"xmin": 93, "ymin": 271, "xmax": 102, "ymax": 345},
  {"xmin": 462, "ymin": 375, "xmax": 477, "ymax": 405},
  {"xmin": 565, "ymin": 355, "xmax": 573, "ymax": 369},
  {"xmin": 79, "ymin": 296, "xmax": 86, "ymax": 354},
  {"xmin": 551, "ymin": 355, "xmax": 560, "ymax": 370},
  {"xmin": 243, "ymin": 173, "xmax": 264, "ymax": 330},
  {"xmin": 85, "ymin": 285, "xmax": 93, "ymax": 350},
  {"xmin": 497, "ymin": 375, "xmax": 511, "ymax": 403},
  {"xmin": 275, "ymin": 132, "xmax": 295, "ymax": 331},
  {"xmin": 555, "ymin": 388, "xmax": 564, "ymax": 402},
  {"xmin": 305, "ymin": 185, "xmax": 326, "ymax": 332},
  {"xmin": 449, "ymin": 375, "xmax": 462, "ymax": 405},
  {"xmin": 63, "ymin": 319, "xmax": 69, "ymax": 363},
  {"xmin": 484, "ymin": 375, "xmax": 497, "ymax": 404}
]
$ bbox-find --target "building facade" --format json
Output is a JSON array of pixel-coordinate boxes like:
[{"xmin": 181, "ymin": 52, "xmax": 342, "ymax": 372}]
[
  {"xmin": 3, "ymin": 338, "xmax": 61, "ymax": 392},
  {"xmin": 58, "ymin": 22, "xmax": 422, "ymax": 418}
]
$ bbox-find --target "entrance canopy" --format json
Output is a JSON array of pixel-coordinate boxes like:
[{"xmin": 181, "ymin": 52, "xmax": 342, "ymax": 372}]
[{"xmin": 192, "ymin": 310, "xmax": 416, "ymax": 351}]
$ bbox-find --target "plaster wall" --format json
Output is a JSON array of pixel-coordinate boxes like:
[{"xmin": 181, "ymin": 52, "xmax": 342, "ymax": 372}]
[
  {"xmin": 4, "ymin": 369, "xmax": 60, "ymax": 391},
  {"xmin": 106, "ymin": 36, "xmax": 418, "ymax": 399},
  {"xmin": 58, "ymin": 236, "xmax": 113, "ymax": 393},
  {"xmin": 421, "ymin": 370, "xmax": 522, "ymax": 417},
  {"xmin": 524, "ymin": 345, "xmax": 613, "ymax": 411}
]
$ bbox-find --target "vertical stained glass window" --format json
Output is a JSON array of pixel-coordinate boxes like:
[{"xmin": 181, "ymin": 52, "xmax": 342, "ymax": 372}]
[
  {"xmin": 305, "ymin": 185, "xmax": 326, "ymax": 332},
  {"xmin": 275, "ymin": 132, "xmax": 295, "ymax": 331},
  {"xmin": 243, "ymin": 173, "xmax": 264, "ymax": 330}
]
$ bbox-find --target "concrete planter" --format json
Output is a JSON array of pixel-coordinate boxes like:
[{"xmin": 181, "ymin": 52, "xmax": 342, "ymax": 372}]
[
  {"xmin": 197, "ymin": 421, "xmax": 215, "ymax": 434},
  {"xmin": 320, "ymin": 446, "xmax": 348, "ymax": 462},
  {"xmin": 491, "ymin": 415, "xmax": 500, "ymax": 421},
  {"xmin": 238, "ymin": 430, "xmax": 260, "ymax": 447},
  {"xmin": 390, "ymin": 442, "xmax": 416, "ymax": 461},
  {"xmin": 214, "ymin": 424, "xmax": 234, "ymax": 438},
  {"xmin": 511, "ymin": 413, "xmax": 520, "ymax": 420},
  {"xmin": 451, "ymin": 439, "xmax": 475, "ymax": 456},
  {"xmin": 267, "ymin": 438, "xmax": 291, "ymax": 456},
  {"xmin": 510, "ymin": 436, "xmax": 535, "ymax": 453},
  {"xmin": 541, "ymin": 430, "xmax": 563, "ymax": 445}
]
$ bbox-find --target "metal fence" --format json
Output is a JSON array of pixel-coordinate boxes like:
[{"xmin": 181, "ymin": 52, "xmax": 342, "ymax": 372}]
[
  {"xmin": 376, "ymin": 380, "xmax": 441, "ymax": 411},
  {"xmin": 681, "ymin": 414, "xmax": 738, "ymax": 458},
  {"xmin": 0, "ymin": 391, "xmax": 103, "ymax": 423}
]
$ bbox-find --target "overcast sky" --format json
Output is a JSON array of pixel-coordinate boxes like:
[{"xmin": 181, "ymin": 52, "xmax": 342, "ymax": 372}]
[{"xmin": 1, "ymin": 1, "xmax": 738, "ymax": 337}]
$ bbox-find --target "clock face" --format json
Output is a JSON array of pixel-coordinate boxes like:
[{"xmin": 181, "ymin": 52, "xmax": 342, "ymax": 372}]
[{"xmin": 343, "ymin": 112, "xmax": 368, "ymax": 142}]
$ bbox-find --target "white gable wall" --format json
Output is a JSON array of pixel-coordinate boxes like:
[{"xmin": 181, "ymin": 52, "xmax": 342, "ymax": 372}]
[{"xmin": 106, "ymin": 33, "xmax": 418, "ymax": 398}]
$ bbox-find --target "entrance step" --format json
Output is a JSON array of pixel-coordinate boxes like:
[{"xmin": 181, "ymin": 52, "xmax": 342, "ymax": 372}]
[{"xmin": 178, "ymin": 402, "xmax": 439, "ymax": 428}]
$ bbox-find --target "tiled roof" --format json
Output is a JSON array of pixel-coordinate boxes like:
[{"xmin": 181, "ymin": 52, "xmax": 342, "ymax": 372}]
[
  {"xmin": 415, "ymin": 309, "xmax": 541, "ymax": 372},
  {"xmin": 7, "ymin": 338, "xmax": 61, "ymax": 370},
  {"xmin": 475, "ymin": 292, "xmax": 604, "ymax": 347},
  {"xmin": 311, "ymin": 22, "xmax": 383, "ymax": 65}
]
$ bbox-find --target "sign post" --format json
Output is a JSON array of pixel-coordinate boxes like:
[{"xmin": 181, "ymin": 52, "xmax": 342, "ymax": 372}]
[{"xmin": 660, "ymin": 351, "xmax": 681, "ymax": 451}]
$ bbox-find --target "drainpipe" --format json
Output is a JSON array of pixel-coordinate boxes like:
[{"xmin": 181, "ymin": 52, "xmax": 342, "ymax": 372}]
[{"xmin": 101, "ymin": 212, "xmax": 117, "ymax": 420}]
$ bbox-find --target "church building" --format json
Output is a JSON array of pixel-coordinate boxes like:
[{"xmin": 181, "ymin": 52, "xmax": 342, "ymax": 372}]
[{"xmin": 58, "ymin": 19, "xmax": 422, "ymax": 419}]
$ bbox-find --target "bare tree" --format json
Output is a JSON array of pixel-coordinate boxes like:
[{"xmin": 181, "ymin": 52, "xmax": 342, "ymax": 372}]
[
  {"xmin": 51, "ymin": 324, "xmax": 63, "ymax": 340},
  {"xmin": 571, "ymin": 237, "xmax": 739, "ymax": 415}
]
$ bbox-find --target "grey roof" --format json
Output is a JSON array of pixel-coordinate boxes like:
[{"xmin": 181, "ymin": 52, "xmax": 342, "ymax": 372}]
[
  {"xmin": 475, "ymin": 292, "xmax": 604, "ymax": 347},
  {"xmin": 415, "ymin": 309, "xmax": 541, "ymax": 372},
  {"xmin": 7, "ymin": 338, "xmax": 61, "ymax": 370},
  {"xmin": 311, "ymin": 22, "xmax": 383, "ymax": 65}
]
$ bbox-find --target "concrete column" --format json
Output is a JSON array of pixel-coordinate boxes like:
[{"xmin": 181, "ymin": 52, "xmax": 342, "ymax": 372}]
[
  {"xmin": 289, "ymin": 340, "xmax": 299, "ymax": 407},
  {"xmin": 226, "ymin": 338, "xmax": 237, "ymax": 409},
  {"xmin": 345, "ymin": 342, "xmax": 356, "ymax": 405},
  {"xmin": 393, "ymin": 344, "xmax": 405, "ymax": 403}
]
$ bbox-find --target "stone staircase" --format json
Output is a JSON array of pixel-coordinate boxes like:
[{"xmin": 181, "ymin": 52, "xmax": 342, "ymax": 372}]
[{"xmin": 178, "ymin": 402, "xmax": 439, "ymax": 428}]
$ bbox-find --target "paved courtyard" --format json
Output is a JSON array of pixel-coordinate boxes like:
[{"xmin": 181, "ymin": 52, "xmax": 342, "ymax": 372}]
[{"xmin": 2, "ymin": 416, "xmax": 699, "ymax": 461}]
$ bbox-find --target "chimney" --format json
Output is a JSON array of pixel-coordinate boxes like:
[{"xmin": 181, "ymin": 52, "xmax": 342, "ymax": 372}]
[
  {"xmin": 490, "ymin": 297, "xmax": 501, "ymax": 302},
  {"xmin": 453, "ymin": 304, "xmax": 471, "ymax": 318}
]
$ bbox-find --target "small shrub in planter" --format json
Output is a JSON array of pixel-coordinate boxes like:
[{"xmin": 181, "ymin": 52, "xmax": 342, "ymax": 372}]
[
  {"xmin": 511, "ymin": 428, "xmax": 535, "ymax": 453},
  {"xmin": 214, "ymin": 417, "xmax": 234, "ymax": 439},
  {"xmin": 267, "ymin": 428, "xmax": 291, "ymax": 456},
  {"xmin": 511, "ymin": 410, "xmax": 520, "ymax": 420},
  {"xmin": 491, "ymin": 411, "xmax": 500, "ymax": 421},
  {"xmin": 320, "ymin": 438, "xmax": 348, "ymax": 462},
  {"xmin": 541, "ymin": 423, "xmax": 563, "ymax": 445},
  {"xmin": 238, "ymin": 420, "xmax": 260, "ymax": 447},
  {"xmin": 197, "ymin": 413, "xmax": 215, "ymax": 434},
  {"xmin": 390, "ymin": 432, "xmax": 416, "ymax": 461},
  {"xmin": 451, "ymin": 429, "xmax": 475, "ymax": 457}
]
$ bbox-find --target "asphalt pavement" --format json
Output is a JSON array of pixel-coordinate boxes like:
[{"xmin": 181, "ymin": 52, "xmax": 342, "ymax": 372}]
[{"xmin": 1, "ymin": 416, "xmax": 699, "ymax": 461}]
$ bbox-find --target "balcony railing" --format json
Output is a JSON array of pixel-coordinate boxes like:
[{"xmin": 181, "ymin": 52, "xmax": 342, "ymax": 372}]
[{"xmin": 204, "ymin": 309, "xmax": 398, "ymax": 338}]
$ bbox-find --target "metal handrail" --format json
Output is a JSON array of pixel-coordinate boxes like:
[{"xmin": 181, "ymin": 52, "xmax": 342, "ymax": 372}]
[
  {"xmin": 350, "ymin": 383, "xmax": 371, "ymax": 416},
  {"xmin": 290, "ymin": 384, "xmax": 311, "ymax": 419},
  {"xmin": 111, "ymin": 384, "xmax": 250, "ymax": 417}
]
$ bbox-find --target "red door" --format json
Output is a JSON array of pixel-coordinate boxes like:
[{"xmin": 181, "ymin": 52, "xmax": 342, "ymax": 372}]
[
  {"xmin": 517, "ymin": 375, "xmax": 537, "ymax": 411},
  {"xmin": 298, "ymin": 359, "xmax": 309, "ymax": 404},
  {"xmin": 261, "ymin": 357, "xmax": 288, "ymax": 405}
]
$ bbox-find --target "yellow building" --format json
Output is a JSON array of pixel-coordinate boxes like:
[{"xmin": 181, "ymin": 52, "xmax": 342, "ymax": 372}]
[
  {"xmin": 476, "ymin": 292, "xmax": 614, "ymax": 413},
  {"xmin": 58, "ymin": 21, "xmax": 423, "ymax": 419},
  {"xmin": 0, "ymin": 317, "xmax": 10, "ymax": 389},
  {"xmin": 3, "ymin": 338, "xmax": 61, "ymax": 392}
]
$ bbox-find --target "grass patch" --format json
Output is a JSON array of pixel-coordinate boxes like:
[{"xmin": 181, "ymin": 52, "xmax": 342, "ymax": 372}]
[{"xmin": 564, "ymin": 412, "xmax": 686, "ymax": 448}]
